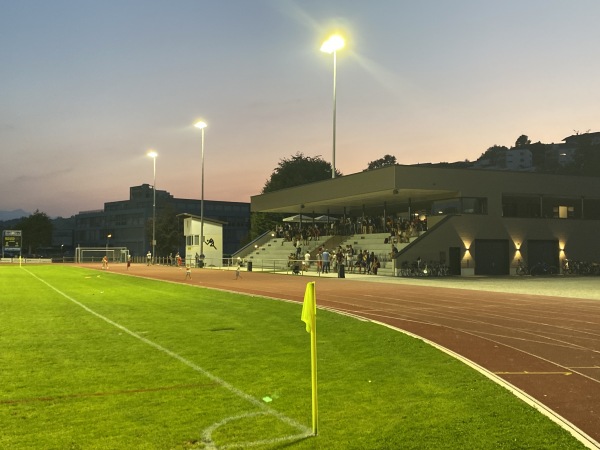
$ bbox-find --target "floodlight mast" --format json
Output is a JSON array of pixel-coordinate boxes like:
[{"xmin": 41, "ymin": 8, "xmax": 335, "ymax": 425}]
[
  {"xmin": 320, "ymin": 34, "xmax": 345, "ymax": 179},
  {"xmin": 147, "ymin": 150, "xmax": 158, "ymax": 264},
  {"xmin": 194, "ymin": 121, "xmax": 208, "ymax": 265}
]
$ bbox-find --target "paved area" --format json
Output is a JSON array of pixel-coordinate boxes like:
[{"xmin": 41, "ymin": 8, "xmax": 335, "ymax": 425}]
[{"xmin": 83, "ymin": 263, "xmax": 600, "ymax": 448}]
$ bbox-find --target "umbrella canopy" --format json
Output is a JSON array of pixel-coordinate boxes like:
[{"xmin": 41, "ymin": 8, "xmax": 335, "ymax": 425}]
[
  {"xmin": 282, "ymin": 214, "xmax": 314, "ymax": 223},
  {"xmin": 314, "ymin": 215, "xmax": 338, "ymax": 223}
]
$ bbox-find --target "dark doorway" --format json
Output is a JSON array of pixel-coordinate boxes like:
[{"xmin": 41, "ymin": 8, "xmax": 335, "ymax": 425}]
[
  {"xmin": 448, "ymin": 247, "xmax": 461, "ymax": 275},
  {"xmin": 526, "ymin": 240, "xmax": 559, "ymax": 269},
  {"xmin": 474, "ymin": 239, "xmax": 509, "ymax": 275}
]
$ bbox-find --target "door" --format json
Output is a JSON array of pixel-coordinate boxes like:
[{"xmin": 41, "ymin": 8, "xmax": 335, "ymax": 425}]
[
  {"xmin": 474, "ymin": 239, "xmax": 509, "ymax": 275},
  {"xmin": 448, "ymin": 247, "xmax": 461, "ymax": 275}
]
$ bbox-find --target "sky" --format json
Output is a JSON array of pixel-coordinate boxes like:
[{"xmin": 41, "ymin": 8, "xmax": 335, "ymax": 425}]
[{"xmin": 2, "ymin": 0, "xmax": 599, "ymax": 218}]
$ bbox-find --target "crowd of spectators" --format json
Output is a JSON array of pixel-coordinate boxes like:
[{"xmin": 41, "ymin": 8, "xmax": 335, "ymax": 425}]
[
  {"xmin": 287, "ymin": 243, "xmax": 381, "ymax": 276},
  {"xmin": 275, "ymin": 214, "xmax": 428, "ymax": 276}
]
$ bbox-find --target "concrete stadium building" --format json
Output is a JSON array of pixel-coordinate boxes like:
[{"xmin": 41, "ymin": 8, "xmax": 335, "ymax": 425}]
[{"xmin": 251, "ymin": 165, "xmax": 600, "ymax": 276}]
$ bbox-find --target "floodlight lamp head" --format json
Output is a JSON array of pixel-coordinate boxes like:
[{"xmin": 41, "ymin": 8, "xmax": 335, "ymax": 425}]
[
  {"xmin": 194, "ymin": 121, "xmax": 207, "ymax": 130},
  {"xmin": 320, "ymin": 34, "xmax": 345, "ymax": 54},
  {"xmin": 147, "ymin": 150, "xmax": 158, "ymax": 158}
]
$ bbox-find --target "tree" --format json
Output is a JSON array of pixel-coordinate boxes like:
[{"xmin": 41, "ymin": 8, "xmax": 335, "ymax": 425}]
[
  {"xmin": 156, "ymin": 205, "xmax": 182, "ymax": 256},
  {"xmin": 249, "ymin": 212, "xmax": 285, "ymax": 242},
  {"xmin": 261, "ymin": 152, "xmax": 341, "ymax": 194},
  {"xmin": 570, "ymin": 134, "xmax": 600, "ymax": 176},
  {"xmin": 515, "ymin": 135, "xmax": 531, "ymax": 148},
  {"xmin": 364, "ymin": 154, "xmax": 397, "ymax": 171},
  {"xmin": 15, "ymin": 210, "xmax": 53, "ymax": 255},
  {"xmin": 252, "ymin": 153, "xmax": 340, "ymax": 239},
  {"xmin": 145, "ymin": 204, "xmax": 182, "ymax": 257},
  {"xmin": 478, "ymin": 145, "xmax": 508, "ymax": 167},
  {"xmin": 527, "ymin": 142, "xmax": 548, "ymax": 171}
]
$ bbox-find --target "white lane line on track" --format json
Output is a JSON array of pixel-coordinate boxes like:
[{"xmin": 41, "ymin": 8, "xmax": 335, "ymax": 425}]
[
  {"xmin": 324, "ymin": 295, "xmax": 600, "ymax": 354},
  {"xmin": 332, "ymin": 305, "xmax": 600, "ymax": 386}
]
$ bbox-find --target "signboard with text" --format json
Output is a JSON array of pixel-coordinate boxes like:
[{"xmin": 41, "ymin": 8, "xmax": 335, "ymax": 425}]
[{"xmin": 3, "ymin": 230, "xmax": 22, "ymax": 253}]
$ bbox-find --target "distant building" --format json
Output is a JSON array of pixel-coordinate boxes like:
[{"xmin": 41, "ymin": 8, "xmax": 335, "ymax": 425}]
[
  {"xmin": 545, "ymin": 143, "xmax": 576, "ymax": 167},
  {"xmin": 74, "ymin": 184, "xmax": 250, "ymax": 257},
  {"xmin": 51, "ymin": 216, "xmax": 75, "ymax": 253},
  {"xmin": 504, "ymin": 148, "xmax": 533, "ymax": 171},
  {"xmin": 473, "ymin": 147, "xmax": 533, "ymax": 171},
  {"xmin": 562, "ymin": 131, "xmax": 600, "ymax": 147}
]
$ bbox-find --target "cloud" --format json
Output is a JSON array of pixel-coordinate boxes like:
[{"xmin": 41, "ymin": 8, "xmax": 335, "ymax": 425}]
[{"xmin": 13, "ymin": 167, "xmax": 74, "ymax": 184}]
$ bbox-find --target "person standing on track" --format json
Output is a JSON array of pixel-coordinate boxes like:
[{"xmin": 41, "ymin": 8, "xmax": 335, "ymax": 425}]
[{"xmin": 322, "ymin": 249, "xmax": 330, "ymax": 274}]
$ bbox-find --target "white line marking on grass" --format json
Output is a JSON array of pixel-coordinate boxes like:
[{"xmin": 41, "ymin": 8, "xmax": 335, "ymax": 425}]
[
  {"xmin": 25, "ymin": 269, "xmax": 312, "ymax": 449},
  {"xmin": 201, "ymin": 411, "xmax": 311, "ymax": 449}
]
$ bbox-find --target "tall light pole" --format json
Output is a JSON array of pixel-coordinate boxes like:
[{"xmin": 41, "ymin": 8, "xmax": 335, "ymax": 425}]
[
  {"xmin": 321, "ymin": 34, "xmax": 345, "ymax": 179},
  {"xmin": 106, "ymin": 234, "xmax": 112, "ymax": 257},
  {"xmin": 147, "ymin": 150, "xmax": 158, "ymax": 264},
  {"xmin": 321, "ymin": 34, "xmax": 344, "ymax": 178},
  {"xmin": 194, "ymin": 121, "xmax": 207, "ymax": 266}
]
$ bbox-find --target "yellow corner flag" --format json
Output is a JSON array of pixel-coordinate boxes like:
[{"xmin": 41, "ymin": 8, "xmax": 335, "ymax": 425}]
[
  {"xmin": 301, "ymin": 281, "xmax": 316, "ymax": 333},
  {"xmin": 301, "ymin": 281, "xmax": 318, "ymax": 435}
]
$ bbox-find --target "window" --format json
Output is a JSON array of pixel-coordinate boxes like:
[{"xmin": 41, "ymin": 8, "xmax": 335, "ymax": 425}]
[
  {"xmin": 554, "ymin": 205, "xmax": 574, "ymax": 219},
  {"xmin": 583, "ymin": 199, "xmax": 600, "ymax": 219},
  {"xmin": 431, "ymin": 197, "xmax": 487, "ymax": 215},
  {"xmin": 543, "ymin": 197, "xmax": 580, "ymax": 219},
  {"xmin": 504, "ymin": 194, "xmax": 582, "ymax": 219},
  {"xmin": 503, "ymin": 195, "xmax": 540, "ymax": 218}
]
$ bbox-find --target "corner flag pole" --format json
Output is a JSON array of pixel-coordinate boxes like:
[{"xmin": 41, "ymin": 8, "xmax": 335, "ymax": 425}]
[{"xmin": 301, "ymin": 281, "xmax": 318, "ymax": 435}]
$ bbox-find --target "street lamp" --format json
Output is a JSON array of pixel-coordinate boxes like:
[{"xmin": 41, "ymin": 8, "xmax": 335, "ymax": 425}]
[
  {"xmin": 194, "ymin": 121, "xmax": 207, "ymax": 266},
  {"xmin": 147, "ymin": 150, "xmax": 158, "ymax": 264},
  {"xmin": 320, "ymin": 34, "xmax": 345, "ymax": 179},
  {"xmin": 106, "ymin": 234, "xmax": 112, "ymax": 256}
]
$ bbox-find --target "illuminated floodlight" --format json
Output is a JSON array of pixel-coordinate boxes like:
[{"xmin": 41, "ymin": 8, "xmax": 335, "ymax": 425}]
[{"xmin": 320, "ymin": 34, "xmax": 345, "ymax": 54}]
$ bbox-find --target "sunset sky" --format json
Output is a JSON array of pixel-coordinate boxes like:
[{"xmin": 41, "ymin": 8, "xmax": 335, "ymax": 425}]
[{"xmin": 2, "ymin": 0, "xmax": 599, "ymax": 217}]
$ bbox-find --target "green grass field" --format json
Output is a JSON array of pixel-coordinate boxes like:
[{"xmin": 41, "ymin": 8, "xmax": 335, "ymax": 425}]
[{"xmin": 0, "ymin": 265, "xmax": 585, "ymax": 449}]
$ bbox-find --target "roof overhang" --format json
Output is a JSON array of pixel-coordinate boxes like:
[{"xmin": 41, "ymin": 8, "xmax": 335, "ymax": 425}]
[{"xmin": 251, "ymin": 165, "xmax": 458, "ymax": 215}]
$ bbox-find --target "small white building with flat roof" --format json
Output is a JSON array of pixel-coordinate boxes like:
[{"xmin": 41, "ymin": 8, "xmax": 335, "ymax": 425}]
[{"xmin": 181, "ymin": 214, "xmax": 225, "ymax": 268}]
